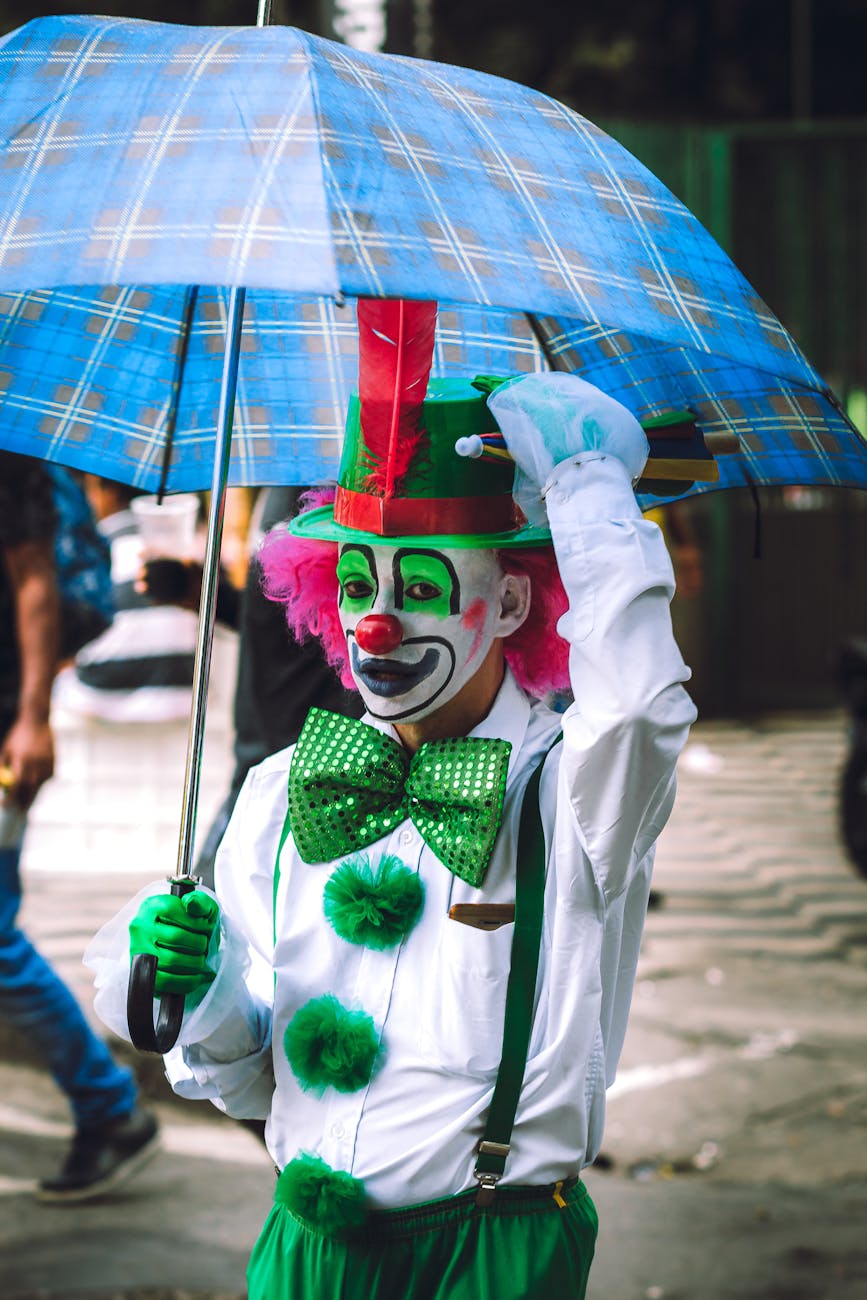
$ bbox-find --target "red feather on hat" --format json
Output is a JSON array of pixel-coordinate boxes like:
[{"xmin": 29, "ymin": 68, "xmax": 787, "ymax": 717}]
[{"xmin": 357, "ymin": 298, "xmax": 437, "ymax": 497}]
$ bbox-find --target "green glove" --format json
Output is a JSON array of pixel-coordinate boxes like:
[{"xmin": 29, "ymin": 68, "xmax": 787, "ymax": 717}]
[{"xmin": 129, "ymin": 891, "xmax": 220, "ymax": 996}]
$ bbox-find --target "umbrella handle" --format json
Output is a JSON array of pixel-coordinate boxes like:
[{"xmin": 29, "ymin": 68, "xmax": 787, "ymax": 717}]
[{"xmin": 127, "ymin": 877, "xmax": 198, "ymax": 1054}]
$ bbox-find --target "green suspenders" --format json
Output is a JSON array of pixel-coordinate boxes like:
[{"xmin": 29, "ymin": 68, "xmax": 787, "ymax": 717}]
[{"xmin": 473, "ymin": 736, "xmax": 561, "ymax": 1206}]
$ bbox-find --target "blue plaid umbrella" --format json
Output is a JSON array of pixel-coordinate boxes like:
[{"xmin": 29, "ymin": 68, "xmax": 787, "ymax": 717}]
[{"xmin": 0, "ymin": 13, "xmax": 865, "ymax": 500}]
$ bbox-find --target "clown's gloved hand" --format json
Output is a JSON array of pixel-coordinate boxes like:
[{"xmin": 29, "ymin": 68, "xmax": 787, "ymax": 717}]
[
  {"xmin": 488, "ymin": 373, "xmax": 649, "ymax": 526},
  {"xmin": 129, "ymin": 891, "xmax": 220, "ymax": 997}
]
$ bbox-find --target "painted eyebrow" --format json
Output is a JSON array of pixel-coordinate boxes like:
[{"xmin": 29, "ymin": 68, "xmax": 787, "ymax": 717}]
[
  {"xmin": 392, "ymin": 548, "xmax": 461, "ymax": 615},
  {"xmin": 338, "ymin": 543, "xmax": 377, "ymax": 574}
]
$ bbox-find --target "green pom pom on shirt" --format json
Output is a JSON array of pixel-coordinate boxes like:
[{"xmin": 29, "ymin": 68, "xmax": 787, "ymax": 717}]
[
  {"xmin": 284, "ymin": 994, "xmax": 383, "ymax": 1093},
  {"xmin": 323, "ymin": 855, "xmax": 424, "ymax": 949},
  {"xmin": 275, "ymin": 1153, "xmax": 366, "ymax": 1233}
]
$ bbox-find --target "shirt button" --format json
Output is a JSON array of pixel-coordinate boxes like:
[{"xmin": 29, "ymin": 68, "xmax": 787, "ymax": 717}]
[
  {"xmin": 331, "ymin": 1122, "xmax": 345, "ymax": 1139},
  {"xmin": 399, "ymin": 829, "xmax": 414, "ymax": 846}
]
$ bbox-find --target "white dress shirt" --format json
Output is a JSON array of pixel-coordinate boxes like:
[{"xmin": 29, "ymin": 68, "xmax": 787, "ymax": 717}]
[{"xmin": 98, "ymin": 453, "xmax": 696, "ymax": 1210}]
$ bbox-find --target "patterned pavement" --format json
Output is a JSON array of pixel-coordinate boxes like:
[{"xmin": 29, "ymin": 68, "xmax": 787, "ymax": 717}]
[{"xmin": 645, "ymin": 713, "xmax": 867, "ymax": 967}]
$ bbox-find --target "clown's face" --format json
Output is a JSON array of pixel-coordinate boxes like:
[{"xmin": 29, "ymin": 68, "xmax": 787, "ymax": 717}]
[{"xmin": 337, "ymin": 543, "xmax": 531, "ymax": 723}]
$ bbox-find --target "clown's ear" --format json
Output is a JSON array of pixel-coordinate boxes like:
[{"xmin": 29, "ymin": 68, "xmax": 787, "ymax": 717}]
[{"xmin": 496, "ymin": 572, "xmax": 531, "ymax": 636}]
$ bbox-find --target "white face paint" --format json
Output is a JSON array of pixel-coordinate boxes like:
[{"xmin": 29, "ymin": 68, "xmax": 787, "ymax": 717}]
[{"xmin": 337, "ymin": 543, "xmax": 531, "ymax": 723}]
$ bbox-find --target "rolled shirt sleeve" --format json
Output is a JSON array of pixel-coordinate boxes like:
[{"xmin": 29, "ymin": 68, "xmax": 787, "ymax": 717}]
[{"xmin": 545, "ymin": 451, "xmax": 697, "ymax": 905}]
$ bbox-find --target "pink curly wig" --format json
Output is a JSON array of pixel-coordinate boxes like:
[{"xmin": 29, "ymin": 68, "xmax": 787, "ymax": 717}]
[{"xmin": 259, "ymin": 487, "xmax": 570, "ymax": 698}]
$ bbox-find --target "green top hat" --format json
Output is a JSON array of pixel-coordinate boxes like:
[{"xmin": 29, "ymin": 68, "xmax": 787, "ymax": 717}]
[
  {"xmin": 290, "ymin": 374, "xmax": 551, "ymax": 550},
  {"xmin": 290, "ymin": 291, "xmax": 718, "ymax": 550}
]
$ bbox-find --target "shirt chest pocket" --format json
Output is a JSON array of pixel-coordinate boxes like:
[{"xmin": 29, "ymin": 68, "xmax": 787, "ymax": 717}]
[{"xmin": 415, "ymin": 914, "xmax": 514, "ymax": 1079}]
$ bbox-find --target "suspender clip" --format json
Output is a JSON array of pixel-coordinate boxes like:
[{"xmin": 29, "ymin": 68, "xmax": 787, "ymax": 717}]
[
  {"xmin": 474, "ymin": 1170, "xmax": 500, "ymax": 1207},
  {"xmin": 473, "ymin": 1140, "xmax": 510, "ymax": 1207}
]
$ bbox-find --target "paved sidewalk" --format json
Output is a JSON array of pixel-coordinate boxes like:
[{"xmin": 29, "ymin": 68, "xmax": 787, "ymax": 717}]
[
  {"xmin": 607, "ymin": 711, "xmax": 867, "ymax": 1174},
  {"xmin": 1, "ymin": 708, "xmax": 866, "ymax": 1298},
  {"xmin": 593, "ymin": 712, "xmax": 867, "ymax": 1300}
]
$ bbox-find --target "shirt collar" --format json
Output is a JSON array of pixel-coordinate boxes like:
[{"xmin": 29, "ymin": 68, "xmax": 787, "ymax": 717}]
[{"xmin": 362, "ymin": 667, "xmax": 531, "ymax": 782}]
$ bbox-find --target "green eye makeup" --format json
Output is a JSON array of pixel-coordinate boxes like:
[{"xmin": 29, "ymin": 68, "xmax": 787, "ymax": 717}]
[
  {"xmin": 337, "ymin": 546, "xmax": 378, "ymax": 615},
  {"xmin": 395, "ymin": 551, "xmax": 459, "ymax": 620}
]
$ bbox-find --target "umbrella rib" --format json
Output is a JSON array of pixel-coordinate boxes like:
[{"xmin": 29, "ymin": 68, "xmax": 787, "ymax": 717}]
[
  {"xmin": 157, "ymin": 284, "xmax": 199, "ymax": 501},
  {"xmin": 525, "ymin": 314, "xmax": 568, "ymax": 373}
]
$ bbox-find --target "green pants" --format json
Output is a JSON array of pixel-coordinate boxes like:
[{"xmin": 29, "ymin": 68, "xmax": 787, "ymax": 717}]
[{"xmin": 247, "ymin": 1177, "xmax": 597, "ymax": 1299}]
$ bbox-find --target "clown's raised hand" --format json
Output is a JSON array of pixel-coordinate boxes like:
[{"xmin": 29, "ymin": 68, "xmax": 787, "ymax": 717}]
[{"xmin": 487, "ymin": 373, "xmax": 649, "ymax": 526}]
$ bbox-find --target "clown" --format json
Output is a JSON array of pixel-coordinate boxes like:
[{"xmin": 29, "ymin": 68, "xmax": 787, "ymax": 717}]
[{"xmin": 89, "ymin": 299, "xmax": 696, "ymax": 1299}]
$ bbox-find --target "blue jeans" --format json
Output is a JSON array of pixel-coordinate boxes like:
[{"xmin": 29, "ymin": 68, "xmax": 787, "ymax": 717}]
[{"xmin": 0, "ymin": 828, "xmax": 137, "ymax": 1130}]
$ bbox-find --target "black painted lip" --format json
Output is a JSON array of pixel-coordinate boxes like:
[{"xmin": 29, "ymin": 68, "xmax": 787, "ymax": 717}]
[{"xmin": 351, "ymin": 645, "xmax": 440, "ymax": 697}]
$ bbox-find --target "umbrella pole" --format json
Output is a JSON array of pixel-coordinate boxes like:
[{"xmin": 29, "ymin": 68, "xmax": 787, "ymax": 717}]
[
  {"xmin": 174, "ymin": 284, "xmax": 246, "ymax": 880},
  {"xmin": 127, "ymin": 286, "xmax": 246, "ymax": 1053},
  {"xmin": 171, "ymin": 0, "xmax": 271, "ymax": 878},
  {"xmin": 175, "ymin": 0, "xmax": 270, "ymax": 875}
]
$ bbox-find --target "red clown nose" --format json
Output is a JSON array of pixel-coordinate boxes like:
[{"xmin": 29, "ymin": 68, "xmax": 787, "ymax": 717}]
[{"xmin": 355, "ymin": 614, "xmax": 403, "ymax": 655}]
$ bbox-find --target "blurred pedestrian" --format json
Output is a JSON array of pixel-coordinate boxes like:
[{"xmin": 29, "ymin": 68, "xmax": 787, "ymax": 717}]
[
  {"xmin": 646, "ymin": 500, "xmax": 705, "ymax": 600},
  {"xmin": 0, "ymin": 451, "xmax": 159, "ymax": 1202},
  {"xmin": 52, "ymin": 477, "xmax": 204, "ymax": 723}
]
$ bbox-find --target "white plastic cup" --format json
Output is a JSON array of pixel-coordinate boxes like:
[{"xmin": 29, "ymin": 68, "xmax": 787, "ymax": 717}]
[{"xmin": 131, "ymin": 493, "xmax": 200, "ymax": 557}]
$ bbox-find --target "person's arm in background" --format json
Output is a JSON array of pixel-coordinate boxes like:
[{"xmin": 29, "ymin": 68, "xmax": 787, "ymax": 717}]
[
  {"xmin": 137, "ymin": 557, "xmax": 242, "ymax": 629},
  {"xmin": 1, "ymin": 536, "xmax": 60, "ymax": 809}
]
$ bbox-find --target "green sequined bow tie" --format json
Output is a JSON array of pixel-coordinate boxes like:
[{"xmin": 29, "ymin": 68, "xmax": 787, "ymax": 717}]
[{"xmin": 289, "ymin": 708, "xmax": 512, "ymax": 888}]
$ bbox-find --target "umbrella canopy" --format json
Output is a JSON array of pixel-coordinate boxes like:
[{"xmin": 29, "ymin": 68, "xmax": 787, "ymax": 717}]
[
  {"xmin": 0, "ymin": 14, "xmax": 864, "ymax": 500},
  {"xmin": 0, "ymin": 285, "xmax": 548, "ymax": 492}
]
